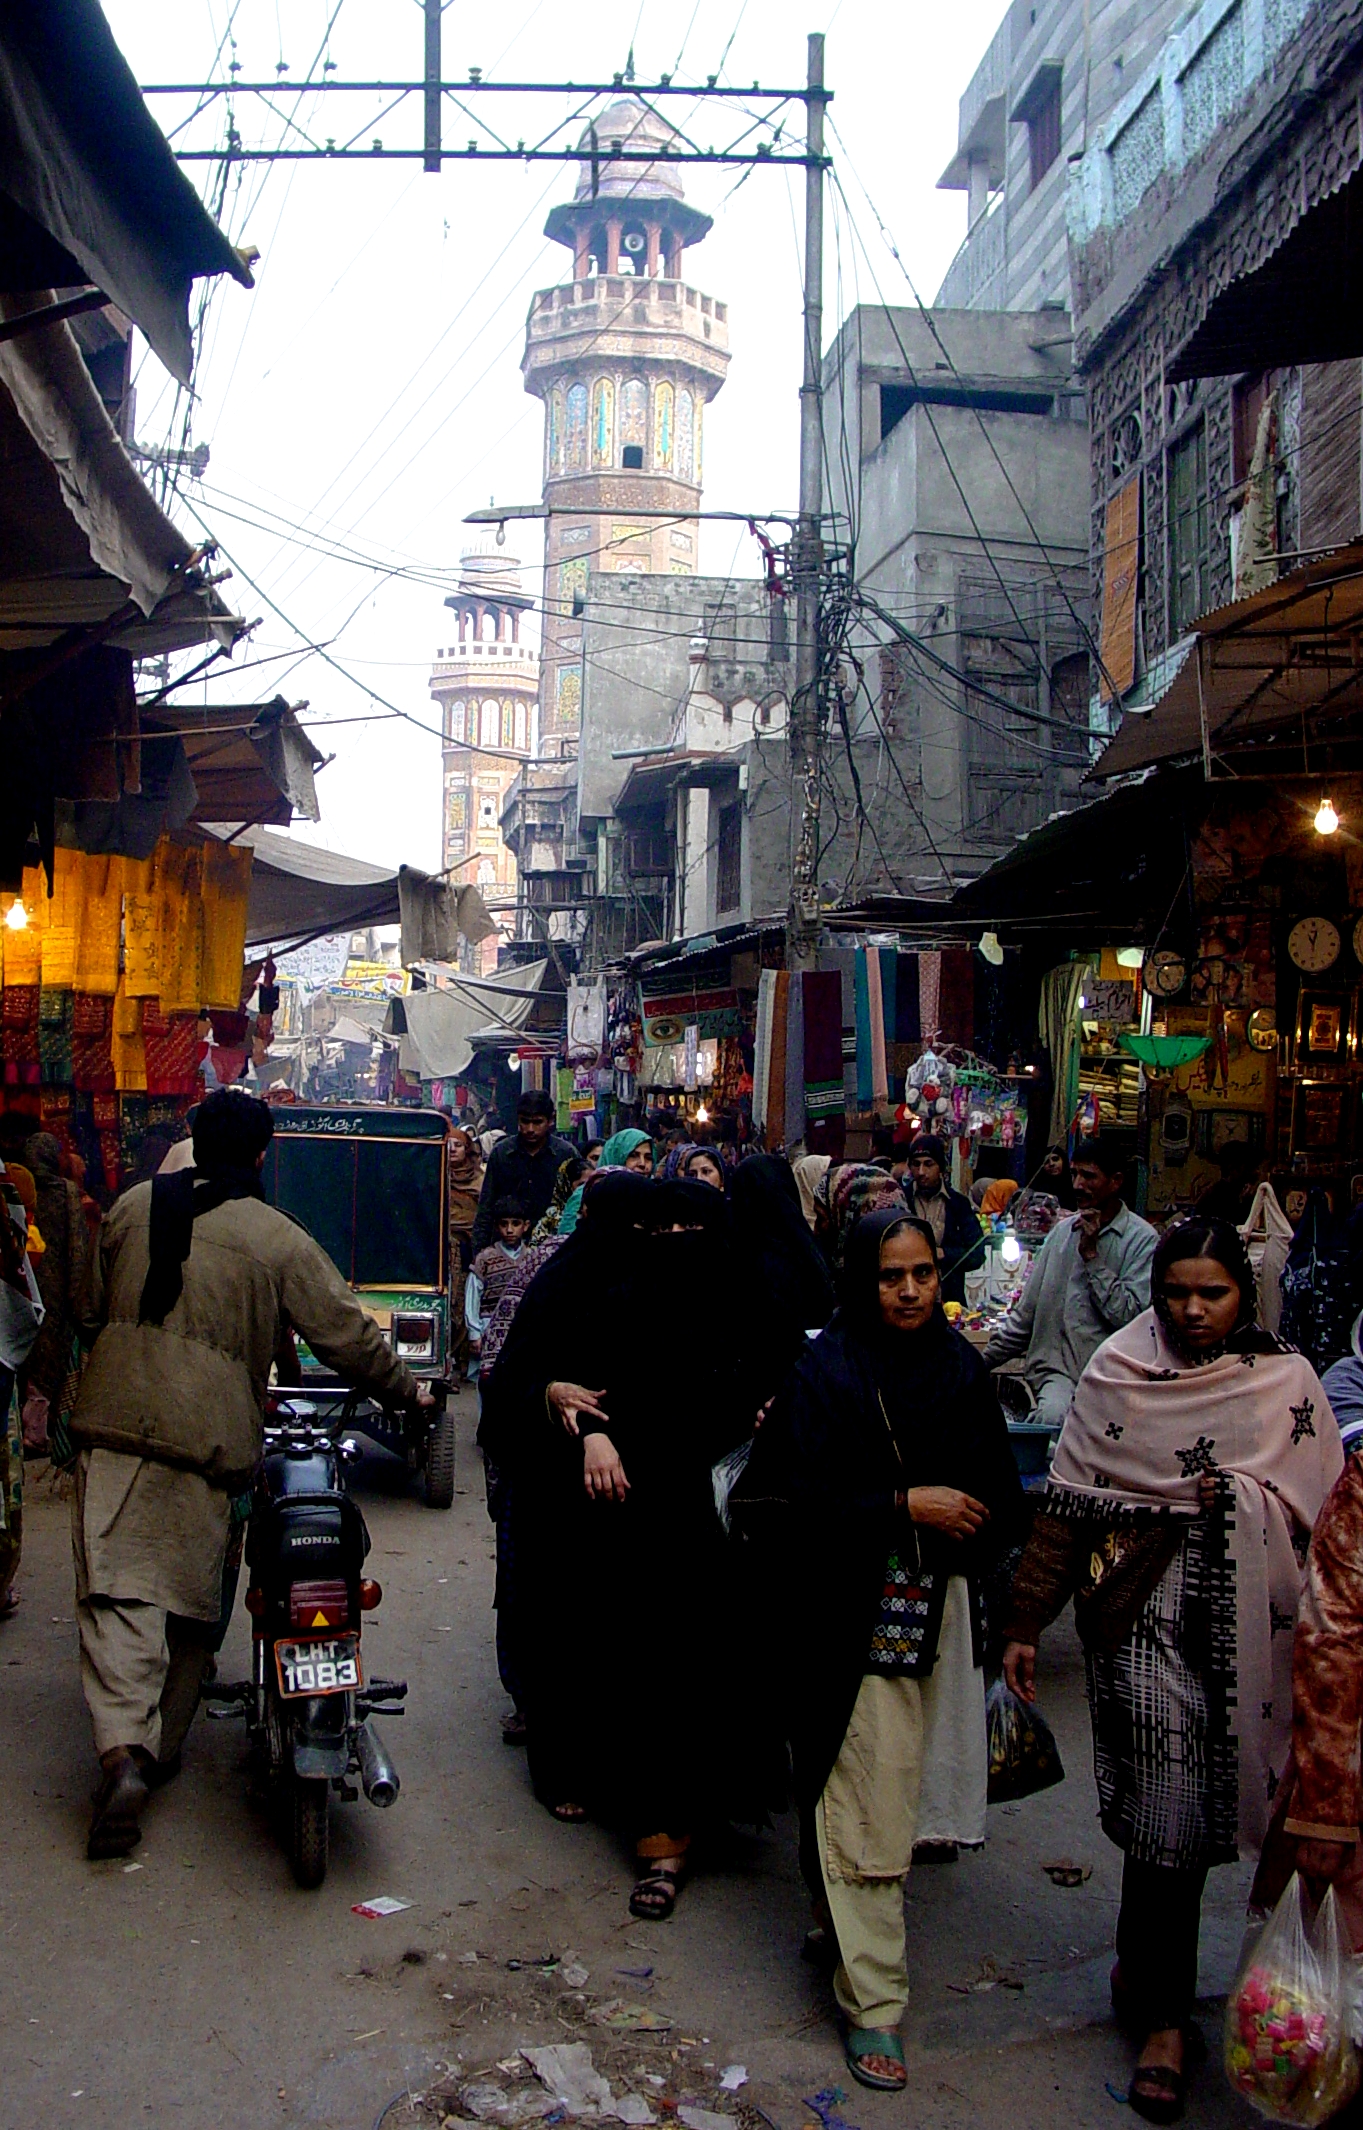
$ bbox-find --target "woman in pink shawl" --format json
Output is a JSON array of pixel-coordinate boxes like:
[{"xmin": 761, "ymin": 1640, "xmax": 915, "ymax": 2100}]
[{"xmin": 1001, "ymin": 1216, "xmax": 1340, "ymax": 2124}]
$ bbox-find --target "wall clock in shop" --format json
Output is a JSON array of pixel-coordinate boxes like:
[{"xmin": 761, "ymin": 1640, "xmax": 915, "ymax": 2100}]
[
  {"xmin": 1287, "ymin": 916, "xmax": 1342, "ymax": 973},
  {"xmin": 1142, "ymin": 948, "xmax": 1188, "ymax": 996}
]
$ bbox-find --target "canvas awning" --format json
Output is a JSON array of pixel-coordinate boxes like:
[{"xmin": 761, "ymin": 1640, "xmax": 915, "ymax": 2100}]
[
  {"xmin": 384, "ymin": 963, "xmax": 550, "ymax": 1081},
  {"xmin": 0, "ymin": 0, "xmax": 251, "ymax": 384},
  {"xmin": 237, "ymin": 826, "xmax": 497, "ymax": 963},
  {"xmin": 151, "ymin": 700, "xmax": 324, "ymax": 827},
  {"xmin": 1091, "ymin": 544, "xmax": 1363, "ymax": 779},
  {"xmin": 0, "ymin": 304, "xmax": 241, "ymax": 651}
]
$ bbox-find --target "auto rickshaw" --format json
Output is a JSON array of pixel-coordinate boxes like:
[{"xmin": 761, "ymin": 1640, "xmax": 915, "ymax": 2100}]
[{"xmin": 261, "ymin": 1104, "xmax": 457, "ymax": 1506}]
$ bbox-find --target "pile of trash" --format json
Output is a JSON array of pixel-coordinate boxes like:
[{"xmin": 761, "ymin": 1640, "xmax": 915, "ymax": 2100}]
[{"xmin": 419, "ymin": 2042, "xmax": 750, "ymax": 2130}]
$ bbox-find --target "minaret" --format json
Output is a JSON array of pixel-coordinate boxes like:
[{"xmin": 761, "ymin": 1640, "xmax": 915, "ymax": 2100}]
[
  {"xmin": 522, "ymin": 98, "xmax": 731, "ymax": 757},
  {"xmin": 428, "ymin": 550, "xmax": 537, "ymax": 972}
]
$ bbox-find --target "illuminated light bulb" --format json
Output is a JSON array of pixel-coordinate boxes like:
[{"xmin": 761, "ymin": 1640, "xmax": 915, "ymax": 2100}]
[
  {"xmin": 1116, "ymin": 946, "xmax": 1144, "ymax": 968},
  {"xmin": 4, "ymin": 900, "xmax": 28, "ymax": 931},
  {"xmin": 695, "ymin": 1103, "xmax": 709, "ymax": 1124},
  {"xmin": 1078, "ymin": 995, "xmax": 1088, "ymax": 1011},
  {"xmin": 999, "ymin": 1229, "xmax": 1022, "ymax": 1266},
  {"xmin": 1315, "ymin": 797, "xmax": 1340, "ymax": 835}
]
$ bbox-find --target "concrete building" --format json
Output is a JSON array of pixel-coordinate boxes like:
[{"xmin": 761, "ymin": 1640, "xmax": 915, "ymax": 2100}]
[
  {"xmin": 936, "ymin": 0, "xmax": 1185, "ymax": 313},
  {"xmin": 571, "ymin": 575, "xmax": 791, "ymax": 961},
  {"xmin": 823, "ymin": 303, "xmax": 1093, "ymax": 883},
  {"xmin": 428, "ymin": 551, "xmax": 537, "ymax": 972},
  {"xmin": 520, "ymin": 94, "xmax": 730, "ymax": 757},
  {"xmin": 1068, "ymin": 0, "xmax": 1360, "ymax": 713}
]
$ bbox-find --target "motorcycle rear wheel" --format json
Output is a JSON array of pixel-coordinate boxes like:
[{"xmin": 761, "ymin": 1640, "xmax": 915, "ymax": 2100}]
[{"xmin": 290, "ymin": 1775, "xmax": 329, "ymax": 1888}]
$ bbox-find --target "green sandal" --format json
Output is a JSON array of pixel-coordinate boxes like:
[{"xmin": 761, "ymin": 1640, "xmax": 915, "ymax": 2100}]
[{"xmin": 845, "ymin": 2027, "xmax": 906, "ymax": 2091}]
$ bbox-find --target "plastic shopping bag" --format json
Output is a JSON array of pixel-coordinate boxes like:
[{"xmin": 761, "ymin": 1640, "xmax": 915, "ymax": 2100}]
[
  {"xmin": 984, "ymin": 1673, "xmax": 1065, "ymax": 1804},
  {"xmin": 1224, "ymin": 1873, "xmax": 1360, "ymax": 2124},
  {"xmin": 712, "ymin": 1439, "xmax": 753, "ymax": 1532}
]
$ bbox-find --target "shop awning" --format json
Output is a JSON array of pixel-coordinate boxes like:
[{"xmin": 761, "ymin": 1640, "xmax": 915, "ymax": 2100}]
[
  {"xmin": 237, "ymin": 827, "xmax": 497, "ymax": 963},
  {"xmin": 150, "ymin": 700, "xmax": 325, "ymax": 828},
  {"xmin": 1091, "ymin": 544, "xmax": 1363, "ymax": 779},
  {"xmin": 384, "ymin": 963, "xmax": 551, "ymax": 1081},
  {"xmin": 0, "ymin": 305, "xmax": 241, "ymax": 651},
  {"xmin": 0, "ymin": 0, "xmax": 251, "ymax": 384}
]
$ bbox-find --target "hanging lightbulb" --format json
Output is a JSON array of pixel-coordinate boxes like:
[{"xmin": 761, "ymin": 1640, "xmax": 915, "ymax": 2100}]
[
  {"xmin": 4, "ymin": 899, "xmax": 28, "ymax": 931},
  {"xmin": 1315, "ymin": 796, "xmax": 1341, "ymax": 835},
  {"xmin": 999, "ymin": 1228, "xmax": 1022, "ymax": 1266},
  {"xmin": 695, "ymin": 1103, "xmax": 709, "ymax": 1124}
]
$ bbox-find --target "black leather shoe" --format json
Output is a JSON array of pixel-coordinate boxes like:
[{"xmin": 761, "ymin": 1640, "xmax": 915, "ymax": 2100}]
[{"xmin": 87, "ymin": 1756, "xmax": 149, "ymax": 1859}]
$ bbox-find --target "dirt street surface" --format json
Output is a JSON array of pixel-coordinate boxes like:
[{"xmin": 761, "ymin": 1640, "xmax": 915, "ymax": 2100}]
[{"xmin": 0, "ymin": 1413, "xmax": 1260, "ymax": 2130}]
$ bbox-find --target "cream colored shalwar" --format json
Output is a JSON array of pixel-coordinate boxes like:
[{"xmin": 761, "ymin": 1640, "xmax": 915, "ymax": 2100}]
[
  {"xmin": 71, "ymin": 1446, "xmax": 229, "ymax": 1756},
  {"xmin": 815, "ymin": 1575, "xmax": 976, "ymax": 2030}
]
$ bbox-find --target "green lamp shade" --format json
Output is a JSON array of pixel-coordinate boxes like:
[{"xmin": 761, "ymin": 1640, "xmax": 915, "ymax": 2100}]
[{"xmin": 1119, "ymin": 1033, "xmax": 1212, "ymax": 1070}]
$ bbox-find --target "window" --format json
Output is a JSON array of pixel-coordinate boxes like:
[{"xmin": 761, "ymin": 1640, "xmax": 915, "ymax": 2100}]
[
  {"xmin": 480, "ymin": 700, "xmax": 499, "ymax": 748},
  {"xmin": 1168, "ymin": 420, "xmax": 1209, "ymax": 638},
  {"xmin": 879, "ymin": 382, "xmax": 1053, "ymax": 442},
  {"xmin": 716, "ymin": 803, "xmax": 741, "ymax": 915},
  {"xmin": 448, "ymin": 698, "xmax": 465, "ymax": 742},
  {"xmin": 622, "ymin": 444, "xmax": 644, "ymax": 469},
  {"xmin": 1013, "ymin": 60, "xmax": 1063, "ymax": 190}
]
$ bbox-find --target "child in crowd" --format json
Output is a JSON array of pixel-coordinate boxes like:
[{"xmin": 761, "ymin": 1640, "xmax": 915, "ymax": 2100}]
[{"xmin": 465, "ymin": 1199, "xmax": 530, "ymax": 1378}]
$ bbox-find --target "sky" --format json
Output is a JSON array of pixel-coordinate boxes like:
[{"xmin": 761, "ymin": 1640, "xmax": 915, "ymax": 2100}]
[{"xmin": 106, "ymin": 0, "xmax": 1008, "ymax": 875}]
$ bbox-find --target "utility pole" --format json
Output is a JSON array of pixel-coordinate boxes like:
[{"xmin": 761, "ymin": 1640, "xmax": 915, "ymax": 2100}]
[
  {"xmin": 786, "ymin": 31, "xmax": 826, "ymax": 975},
  {"xmin": 423, "ymin": 0, "xmax": 441, "ymax": 172}
]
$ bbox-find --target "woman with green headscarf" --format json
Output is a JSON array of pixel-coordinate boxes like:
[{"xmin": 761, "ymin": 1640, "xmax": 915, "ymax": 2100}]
[{"xmin": 558, "ymin": 1129, "xmax": 653, "ymax": 1237}]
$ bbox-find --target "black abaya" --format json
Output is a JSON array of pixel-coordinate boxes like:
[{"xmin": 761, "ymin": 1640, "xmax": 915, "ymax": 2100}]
[
  {"xmin": 732, "ymin": 1207, "xmax": 1025, "ymax": 1813},
  {"xmin": 482, "ymin": 1173, "xmax": 768, "ymax": 1828}
]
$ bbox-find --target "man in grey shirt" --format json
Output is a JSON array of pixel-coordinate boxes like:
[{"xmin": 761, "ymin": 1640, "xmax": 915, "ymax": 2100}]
[{"xmin": 983, "ymin": 1136, "xmax": 1156, "ymax": 1427}]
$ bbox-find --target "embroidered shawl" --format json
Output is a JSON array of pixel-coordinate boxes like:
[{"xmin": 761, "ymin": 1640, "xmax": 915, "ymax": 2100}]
[{"xmin": 1049, "ymin": 1307, "xmax": 1342, "ymax": 1851}]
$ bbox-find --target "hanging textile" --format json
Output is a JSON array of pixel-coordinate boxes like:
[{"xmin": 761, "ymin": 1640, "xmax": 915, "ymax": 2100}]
[
  {"xmin": 939, "ymin": 949, "xmax": 975, "ymax": 1045},
  {"xmin": 919, "ymin": 950, "xmax": 941, "ymax": 1043},
  {"xmin": 853, "ymin": 948, "xmax": 873, "ymax": 1111},
  {"xmin": 1038, "ymin": 962, "xmax": 1090, "ymax": 1145},
  {"xmin": 784, "ymin": 966, "xmax": 806, "ymax": 1150},
  {"xmin": 895, "ymin": 953, "xmax": 921, "ymax": 1045},
  {"xmin": 766, "ymin": 970, "xmax": 790, "ymax": 1148},
  {"xmin": 753, "ymin": 967, "xmax": 777, "ymax": 1131},
  {"xmin": 865, "ymin": 943, "xmax": 888, "ymax": 1105},
  {"xmin": 802, "ymin": 971, "xmax": 845, "ymax": 1158},
  {"xmin": 200, "ymin": 840, "xmax": 253, "ymax": 1010}
]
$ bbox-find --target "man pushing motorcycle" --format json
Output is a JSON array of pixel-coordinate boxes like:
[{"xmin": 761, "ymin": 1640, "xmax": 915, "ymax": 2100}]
[{"xmin": 69, "ymin": 1088, "xmax": 432, "ymax": 1859}]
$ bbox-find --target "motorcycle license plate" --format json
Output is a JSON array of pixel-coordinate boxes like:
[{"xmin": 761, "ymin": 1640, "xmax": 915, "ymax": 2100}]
[{"xmin": 274, "ymin": 1635, "xmax": 362, "ymax": 1699}]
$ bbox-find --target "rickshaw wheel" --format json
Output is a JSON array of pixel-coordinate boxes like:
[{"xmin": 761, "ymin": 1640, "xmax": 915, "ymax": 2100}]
[{"xmin": 424, "ymin": 1407, "xmax": 456, "ymax": 1509}]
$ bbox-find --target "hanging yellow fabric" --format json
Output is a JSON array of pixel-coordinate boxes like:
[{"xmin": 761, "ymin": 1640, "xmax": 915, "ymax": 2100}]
[
  {"xmin": 122, "ymin": 854, "xmax": 159, "ymax": 996},
  {"xmin": 200, "ymin": 840, "xmax": 253, "ymax": 1010},
  {"xmin": 111, "ymin": 979, "xmax": 146, "ymax": 1092},
  {"xmin": 72, "ymin": 850, "xmax": 121, "ymax": 995}
]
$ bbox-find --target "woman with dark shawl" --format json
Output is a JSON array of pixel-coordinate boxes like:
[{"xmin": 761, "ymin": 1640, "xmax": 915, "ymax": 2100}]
[
  {"xmin": 1001, "ymin": 1217, "xmax": 1342, "ymax": 2124},
  {"xmin": 480, "ymin": 1171, "xmax": 760, "ymax": 1917},
  {"xmin": 729, "ymin": 1154, "xmax": 834, "ymax": 1405},
  {"xmin": 734, "ymin": 1209, "xmax": 1023, "ymax": 2090}
]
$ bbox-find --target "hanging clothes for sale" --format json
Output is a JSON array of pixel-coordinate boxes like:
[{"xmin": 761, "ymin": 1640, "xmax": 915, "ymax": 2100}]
[
  {"xmin": 801, "ymin": 971, "xmax": 845, "ymax": 1159},
  {"xmin": 1280, "ymin": 1190, "xmax": 1358, "ymax": 1374}
]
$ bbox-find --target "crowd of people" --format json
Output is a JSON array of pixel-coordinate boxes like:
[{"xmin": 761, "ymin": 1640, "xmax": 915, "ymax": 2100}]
[
  {"xmin": 462, "ymin": 1094, "xmax": 1363, "ymax": 2116},
  {"xmin": 7, "ymin": 1083, "xmax": 1363, "ymax": 2119}
]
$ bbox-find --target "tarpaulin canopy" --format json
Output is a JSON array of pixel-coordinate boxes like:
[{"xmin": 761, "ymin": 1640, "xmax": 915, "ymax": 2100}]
[
  {"xmin": 237, "ymin": 826, "xmax": 496, "ymax": 961},
  {"xmin": 1091, "ymin": 544, "xmax": 1363, "ymax": 779},
  {"xmin": 0, "ymin": 0, "xmax": 251, "ymax": 384},
  {"xmin": 384, "ymin": 963, "xmax": 550, "ymax": 1081},
  {"xmin": 151, "ymin": 699, "xmax": 324, "ymax": 827},
  {"xmin": 0, "ymin": 302, "xmax": 240, "ymax": 646}
]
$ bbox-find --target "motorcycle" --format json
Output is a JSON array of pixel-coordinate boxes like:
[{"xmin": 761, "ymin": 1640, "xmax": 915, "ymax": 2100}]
[{"xmin": 206, "ymin": 1391, "xmax": 408, "ymax": 1888}]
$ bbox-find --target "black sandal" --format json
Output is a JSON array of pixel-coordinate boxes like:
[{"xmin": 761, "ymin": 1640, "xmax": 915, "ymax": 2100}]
[
  {"xmin": 1127, "ymin": 2025, "xmax": 1205, "ymax": 2125},
  {"xmin": 629, "ymin": 1864, "xmax": 684, "ymax": 1920}
]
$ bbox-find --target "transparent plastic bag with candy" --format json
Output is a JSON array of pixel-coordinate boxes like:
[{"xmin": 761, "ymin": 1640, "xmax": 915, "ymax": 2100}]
[{"xmin": 1224, "ymin": 1874, "xmax": 1360, "ymax": 2125}]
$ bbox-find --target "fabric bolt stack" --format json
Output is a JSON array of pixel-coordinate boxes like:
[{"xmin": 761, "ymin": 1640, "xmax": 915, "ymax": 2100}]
[{"xmin": 0, "ymin": 838, "xmax": 252, "ymax": 1194}]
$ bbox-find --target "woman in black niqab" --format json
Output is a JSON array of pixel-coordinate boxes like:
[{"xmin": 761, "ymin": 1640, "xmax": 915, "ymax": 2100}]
[
  {"xmin": 481, "ymin": 1166, "xmax": 765, "ymax": 1916},
  {"xmin": 729, "ymin": 1154, "xmax": 835, "ymax": 1402},
  {"xmin": 733, "ymin": 1208, "xmax": 1023, "ymax": 2089}
]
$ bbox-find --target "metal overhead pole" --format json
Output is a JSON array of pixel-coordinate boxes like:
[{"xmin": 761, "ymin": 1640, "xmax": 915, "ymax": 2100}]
[
  {"xmin": 423, "ymin": 0, "xmax": 442, "ymax": 171},
  {"xmin": 786, "ymin": 31, "xmax": 826, "ymax": 976}
]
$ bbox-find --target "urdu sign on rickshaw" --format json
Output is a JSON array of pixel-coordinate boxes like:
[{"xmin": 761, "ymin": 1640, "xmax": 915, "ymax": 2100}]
[{"xmin": 262, "ymin": 1104, "xmax": 456, "ymax": 1506}]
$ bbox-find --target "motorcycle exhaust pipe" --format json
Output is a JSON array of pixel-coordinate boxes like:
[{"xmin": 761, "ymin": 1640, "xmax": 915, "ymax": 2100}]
[{"xmin": 355, "ymin": 1718, "xmax": 400, "ymax": 1807}]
